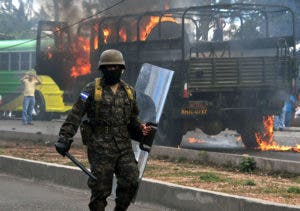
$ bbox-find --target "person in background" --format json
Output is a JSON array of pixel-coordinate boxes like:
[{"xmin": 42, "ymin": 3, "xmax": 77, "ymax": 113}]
[
  {"xmin": 273, "ymin": 112, "xmax": 285, "ymax": 131},
  {"xmin": 20, "ymin": 69, "xmax": 41, "ymax": 125},
  {"xmin": 282, "ymin": 93, "xmax": 296, "ymax": 127}
]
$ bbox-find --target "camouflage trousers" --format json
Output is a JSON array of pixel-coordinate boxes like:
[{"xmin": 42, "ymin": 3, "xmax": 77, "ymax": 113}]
[{"xmin": 87, "ymin": 146, "xmax": 139, "ymax": 211}]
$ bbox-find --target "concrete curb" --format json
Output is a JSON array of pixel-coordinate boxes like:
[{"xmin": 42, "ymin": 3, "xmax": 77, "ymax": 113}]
[
  {"xmin": 150, "ymin": 146, "xmax": 300, "ymax": 175},
  {"xmin": 0, "ymin": 155, "xmax": 299, "ymax": 211}
]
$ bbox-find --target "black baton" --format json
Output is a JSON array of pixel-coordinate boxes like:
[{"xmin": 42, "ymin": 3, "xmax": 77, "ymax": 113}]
[{"xmin": 65, "ymin": 152, "xmax": 97, "ymax": 181}]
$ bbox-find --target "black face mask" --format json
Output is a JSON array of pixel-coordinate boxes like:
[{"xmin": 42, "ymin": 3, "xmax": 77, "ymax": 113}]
[{"xmin": 101, "ymin": 69, "xmax": 122, "ymax": 85}]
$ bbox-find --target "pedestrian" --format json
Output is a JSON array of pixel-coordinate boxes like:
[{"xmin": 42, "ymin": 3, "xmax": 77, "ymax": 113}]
[
  {"xmin": 20, "ymin": 69, "xmax": 41, "ymax": 125},
  {"xmin": 55, "ymin": 49, "xmax": 151, "ymax": 211},
  {"xmin": 283, "ymin": 94, "xmax": 296, "ymax": 127}
]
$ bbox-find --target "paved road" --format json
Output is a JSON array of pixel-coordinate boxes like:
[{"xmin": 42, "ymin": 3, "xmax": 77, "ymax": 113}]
[
  {"xmin": 0, "ymin": 119, "xmax": 299, "ymax": 162},
  {"xmin": 0, "ymin": 173, "xmax": 155, "ymax": 211}
]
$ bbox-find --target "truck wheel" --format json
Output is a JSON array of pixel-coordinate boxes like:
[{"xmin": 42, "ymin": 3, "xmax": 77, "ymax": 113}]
[{"xmin": 238, "ymin": 115, "xmax": 264, "ymax": 149}]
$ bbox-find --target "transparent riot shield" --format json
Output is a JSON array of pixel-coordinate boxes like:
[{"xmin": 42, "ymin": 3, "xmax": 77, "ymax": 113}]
[{"xmin": 112, "ymin": 63, "xmax": 174, "ymax": 198}]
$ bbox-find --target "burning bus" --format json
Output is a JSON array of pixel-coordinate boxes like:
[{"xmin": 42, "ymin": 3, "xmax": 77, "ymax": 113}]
[{"xmin": 30, "ymin": 3, "xmax": 298, "ymax": 148}]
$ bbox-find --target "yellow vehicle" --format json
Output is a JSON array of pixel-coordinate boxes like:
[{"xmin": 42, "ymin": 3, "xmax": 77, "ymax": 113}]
[{"xmin": 0, "ymin": 39, "xmax": 71, "ymax": 120}]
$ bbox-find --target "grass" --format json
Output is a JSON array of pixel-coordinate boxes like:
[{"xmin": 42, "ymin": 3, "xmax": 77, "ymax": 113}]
[
  {"xmin": 287, "ymin": 186, "xmax": 300, "ymax": 194},
  {"xmin": 198, "ymin": 172, "xmax": 224, "ymax": 182},
  {"xmin": 242, "ymin": 179, "xmax": 256, "ymax": 186}
]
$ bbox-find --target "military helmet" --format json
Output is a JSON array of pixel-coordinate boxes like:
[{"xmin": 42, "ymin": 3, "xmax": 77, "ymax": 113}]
[{"xmin": 98, "ymin": 49, "xmax": 125, "ymax": 69}]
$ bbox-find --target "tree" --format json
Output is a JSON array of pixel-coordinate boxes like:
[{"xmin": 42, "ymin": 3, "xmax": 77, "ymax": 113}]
[{"xmin": 0, "ymin": 0, "xmax": 38, "ymax": 38}]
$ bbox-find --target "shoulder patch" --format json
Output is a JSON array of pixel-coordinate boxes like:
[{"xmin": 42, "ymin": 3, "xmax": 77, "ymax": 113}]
[{"xmin": 80, "ymin": 92, "xmax": 89, "ymax": 101}]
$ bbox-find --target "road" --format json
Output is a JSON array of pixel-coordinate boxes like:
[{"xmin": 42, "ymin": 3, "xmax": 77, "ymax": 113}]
[
  {"xmin": 0, "ymin": 119, "xmax": 299, "ymax": 161},
  {"xmin": 0, "ymin": 173, "xmax": 155, "ymax": 211}
]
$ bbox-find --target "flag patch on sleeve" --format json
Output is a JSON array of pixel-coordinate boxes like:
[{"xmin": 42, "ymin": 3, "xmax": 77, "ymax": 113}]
[{"xmin": 80, "ymin": 92, "xmax": 89, "ymax": 101}]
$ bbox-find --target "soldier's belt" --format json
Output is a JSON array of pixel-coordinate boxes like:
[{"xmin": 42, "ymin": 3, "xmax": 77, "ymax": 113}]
[{"xmin": 93, "ymin": 125, "xmax": 128, "ymax": 135}]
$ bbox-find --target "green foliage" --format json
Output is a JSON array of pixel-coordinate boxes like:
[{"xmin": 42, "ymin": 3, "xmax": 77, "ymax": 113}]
[
  {"xmin": 0, "ymin": 0, "xmax": 38, "ymax": 39},
  {"xmin": 198, "ymin": 150, "xmax": 208, "ymax": 161},
  {"xmin": 242, "ymin": 179, "xmax": 256, "ymax": 186},
  {"xmin": 287, "ymin": 186, "xmax": 300, "ymax": 194},
  {"xmin": 295, "ymin": 176, "xmax": 300, "ymax": 184},
  {"xmin": 199, "ymin": 172, "xmax": 223, "ymax": 182},
  {"xmin": 239, "ymin": 156, "xmax": 256, "ymax": 173}
]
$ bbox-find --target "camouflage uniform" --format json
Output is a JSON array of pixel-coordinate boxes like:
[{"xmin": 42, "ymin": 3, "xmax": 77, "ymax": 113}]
[{"xmin": 59, "ymin": 79, "xmax": 140, "ymax": 211}]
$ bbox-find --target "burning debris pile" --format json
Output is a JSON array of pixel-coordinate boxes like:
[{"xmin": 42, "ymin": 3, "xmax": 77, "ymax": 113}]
[
  {"xmin": 180, "ymin": 116, "xmax": 300, "ymax": 152},
  {"xmin": 180, "ymin": 128, "xmax": 245, "ymax": 150},
  {"xmin": 255, "ymin": 116, "xmax": 300, "ymax": 152}
]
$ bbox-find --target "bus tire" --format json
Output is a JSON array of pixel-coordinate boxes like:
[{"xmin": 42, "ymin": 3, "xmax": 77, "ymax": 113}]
[{"xmin": 34, "ymin": 91, "xmax": 50, "ymax": 120}]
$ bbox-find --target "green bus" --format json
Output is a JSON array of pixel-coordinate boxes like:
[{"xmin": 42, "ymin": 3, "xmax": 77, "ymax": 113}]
[{"xmin": 0, "ymin": 39, "xmax": 71, "ymax": 119}]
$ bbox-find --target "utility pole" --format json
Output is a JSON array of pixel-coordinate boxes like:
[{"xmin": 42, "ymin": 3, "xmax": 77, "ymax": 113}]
[
  {"xmin": 25, "ymin": 0, "xmax": 33, "ymax": 17},
  {"xmin": 53, "ymin": 0, "xmax": 59, "ymax": 21}
]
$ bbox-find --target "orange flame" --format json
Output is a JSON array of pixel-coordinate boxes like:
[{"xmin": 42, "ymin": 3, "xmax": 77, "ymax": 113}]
[
  {"xmin": 164, "ymin": 0, "xmax": 171, "ymax": 10},
  {"xmin": 93, "ymin": 24, "xmax": 99, "ymax": 50},
  {"xmin": 140, "ymin": 15, "xmax": 176, "ymax": 41},
  {"xmin": 103, "ymin": 28, "xmax": 111, "ymax": 44},
  {"xmin": 70, "ymin": 36, "xmax": 91, "ymax": 78},
  {"xmin": 119, "ymin": 27, "xmax": 127, "ymax": 42},
  {"xmin": 188, "ymin": 137, "xmax": 205, "ymax": 144},
  {"xmin": 255, "ymin": 116, "xmax": 299, "ymax": 152},
  {"xmin": 237, "ymin": 136, "xmax": 242, "ymax": 142}
]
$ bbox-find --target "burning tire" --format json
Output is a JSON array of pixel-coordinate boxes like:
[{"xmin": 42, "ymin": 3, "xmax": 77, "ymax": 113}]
[{"xmin": 238, "ymin": 114, "xmax": 263, "ymax": 148}]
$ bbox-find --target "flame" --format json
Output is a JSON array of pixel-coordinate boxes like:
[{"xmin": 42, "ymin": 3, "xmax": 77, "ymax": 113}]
[
  {"xmin": 94, "ymin": 36, "xmax": 98, "ymax": 50},
  {"xmin": 140, "ymin": 15, "xmax": 176, "ymax": 41},
  {"xmin": 164, "ymin": 0, "xmax": 171, "ymax": 10},
  {"xmin": 103, "ymin": 28, "xmax": 111, "ymax": 44},
  {"xmin": 237, "ymin": 136, "xmax": 242, "ymax": 142},
  {"xmin": 93, "ymin": 24, "xmax": 99, "ymax": 50},
  {"xmin": 255, "ymin": 116, "xmax": 299, "ymax": 152},
  {"xmin": 188, "ymin": 137, "xmax": 204, "ymax": 144},
  {"xmin": 119, "ymin": 27, "xmax": 127, "ymax": 42},
  {"xmin": 47, "ymin": 46, "xmax": 52, "ymax": 59},
  {"xmin": 70, "ymin": 36, "xmax": 91, "ymax": 78}
]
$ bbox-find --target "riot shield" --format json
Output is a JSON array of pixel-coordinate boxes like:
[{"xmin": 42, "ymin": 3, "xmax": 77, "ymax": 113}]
[
  {"xmin": 134, "ymin": 63, "xmax": 174, "ymax": 177},
  {"xmin": 112, "ymin": 63, "xmax": 174, "ymax": 198}
]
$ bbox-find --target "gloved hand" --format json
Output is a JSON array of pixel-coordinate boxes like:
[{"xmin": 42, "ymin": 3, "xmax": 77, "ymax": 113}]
[{"xmin": 55, "ymin": 137, "xmax": 73, "ymax": 156}]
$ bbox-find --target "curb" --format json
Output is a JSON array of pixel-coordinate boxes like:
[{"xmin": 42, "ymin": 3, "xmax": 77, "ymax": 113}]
[
  {"xmin": 150, "ymin": 146, "xmax": 300, "ymax": 175},
  {"xmin": 0, "ymin": 155, "xmax": 299, "ymax": 211}
]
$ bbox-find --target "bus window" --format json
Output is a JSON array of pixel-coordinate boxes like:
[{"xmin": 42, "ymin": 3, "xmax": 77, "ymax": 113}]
[
  {"xmin": 139, "ymin": 15, "xmax": 160, "ymax": 41},
  {"xmin": 20, "ymin": 53, "xmax": 30, "ymax": 70},
  {"xmin": 118, "ymin": 17, "xmax": 137, "ymax": 43},
  {"xmin": 11, "ymin": 53, "xmax": 20, "ymax": 71},
  {"xmin": 160, "ymin": 14, "xmax": 181, "ymax": 40},
  {"xmin": 99, "ymin": 19, "xmax": 118, "ymax": 45},
  {"xmin": 31, "ymin": 52, "xmax": 36, "ymax": 68},
  {"xmin": 0, "ymin": 53, "xmax": 9, "ymax": 70}
]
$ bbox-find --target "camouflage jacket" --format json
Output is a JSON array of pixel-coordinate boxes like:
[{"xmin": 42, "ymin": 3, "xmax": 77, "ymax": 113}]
[{"xmin": 59, "ymin": 79, "xmax": 141, "ymax": 151}]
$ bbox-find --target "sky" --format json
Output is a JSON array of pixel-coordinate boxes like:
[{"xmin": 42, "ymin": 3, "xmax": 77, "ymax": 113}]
[{"xmin": 12, "ymin": 0, "xmax": 40, "ymax": 11}]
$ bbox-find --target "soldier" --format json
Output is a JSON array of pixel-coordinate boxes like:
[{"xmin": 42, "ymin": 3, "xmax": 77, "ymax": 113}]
[{"xmin": 55, "ymin": 49, "xmax": 151, "ymax": 211}]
